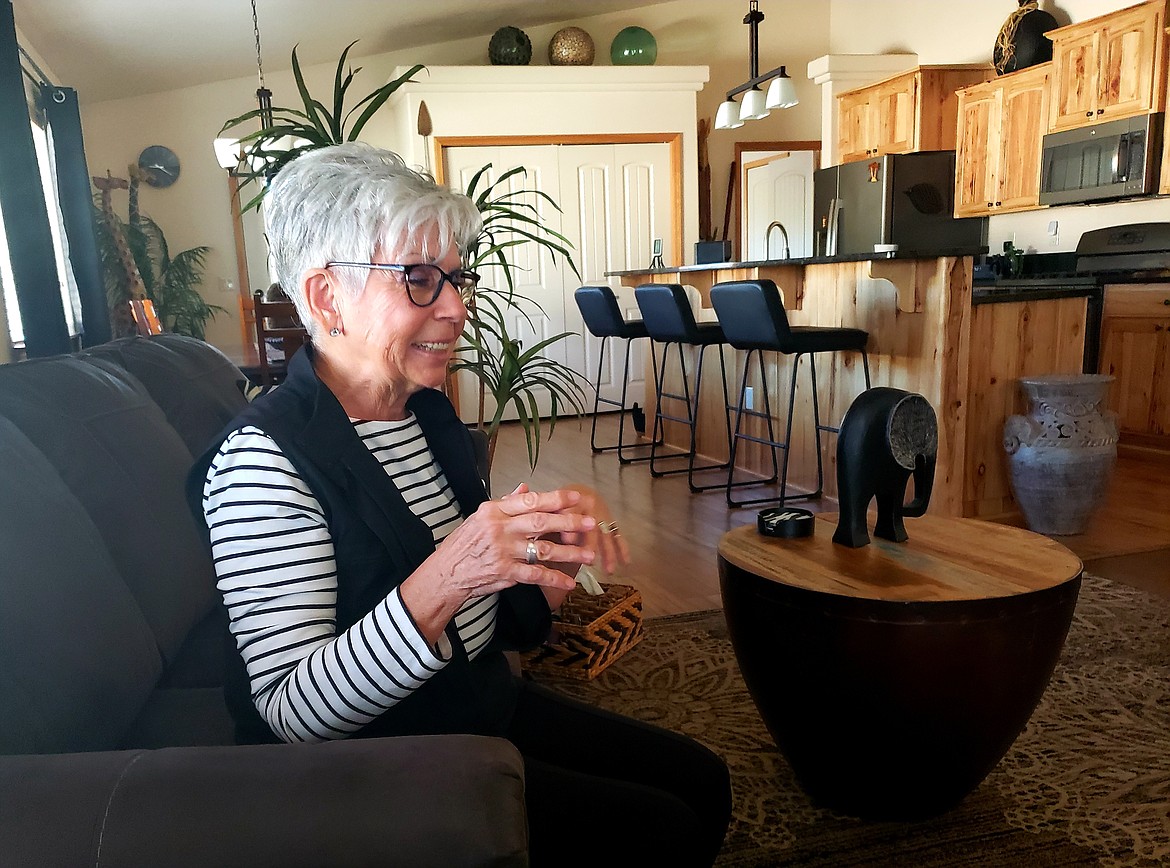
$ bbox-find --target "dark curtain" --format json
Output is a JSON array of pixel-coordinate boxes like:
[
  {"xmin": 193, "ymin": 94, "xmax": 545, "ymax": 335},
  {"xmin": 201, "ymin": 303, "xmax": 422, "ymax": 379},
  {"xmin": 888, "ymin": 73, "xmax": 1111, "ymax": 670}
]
[
  {"xmin": 41, "ymin": 85, "xmax": 109, "ymax": 346},
  {"xmin": 0, "ymin": 0, "xmax": 69, "ymax": 357}
]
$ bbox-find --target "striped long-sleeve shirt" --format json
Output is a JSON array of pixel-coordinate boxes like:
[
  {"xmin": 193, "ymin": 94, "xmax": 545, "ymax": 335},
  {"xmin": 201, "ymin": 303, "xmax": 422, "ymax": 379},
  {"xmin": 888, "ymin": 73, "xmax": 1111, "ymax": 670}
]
[{"xmin": 202, "ymin": 416, "xmax": 498, "ymax": 743}]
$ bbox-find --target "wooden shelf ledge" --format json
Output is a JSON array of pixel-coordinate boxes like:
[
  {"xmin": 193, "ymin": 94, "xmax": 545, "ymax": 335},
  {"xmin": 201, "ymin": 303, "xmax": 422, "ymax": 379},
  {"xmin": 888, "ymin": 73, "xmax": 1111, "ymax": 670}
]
[{"xmin": 866, "ymin": 259, "xmax": 923, "ymax": 313}]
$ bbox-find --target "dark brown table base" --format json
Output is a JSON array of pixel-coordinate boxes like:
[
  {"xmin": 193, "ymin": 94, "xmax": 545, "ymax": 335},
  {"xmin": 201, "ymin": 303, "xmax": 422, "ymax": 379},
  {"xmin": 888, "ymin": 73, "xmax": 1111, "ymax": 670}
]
[{"xmin": 718, "ymin": 520, "xmax": 1081, "ymax": 820}]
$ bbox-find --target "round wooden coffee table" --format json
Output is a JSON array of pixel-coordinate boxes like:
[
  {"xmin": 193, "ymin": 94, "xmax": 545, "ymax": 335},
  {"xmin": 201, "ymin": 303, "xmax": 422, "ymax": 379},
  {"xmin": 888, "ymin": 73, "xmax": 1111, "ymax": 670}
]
[{"xmin": 718, "ymin": 513, "xmax": 1082, "ymax": 820}]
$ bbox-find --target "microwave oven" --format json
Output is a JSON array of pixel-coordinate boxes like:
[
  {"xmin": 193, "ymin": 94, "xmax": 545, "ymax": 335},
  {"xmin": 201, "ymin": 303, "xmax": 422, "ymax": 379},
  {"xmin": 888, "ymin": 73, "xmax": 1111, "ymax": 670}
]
[{"xmin": 1039, "ymin": 113, "xmax": 1163, "ymax": 206}]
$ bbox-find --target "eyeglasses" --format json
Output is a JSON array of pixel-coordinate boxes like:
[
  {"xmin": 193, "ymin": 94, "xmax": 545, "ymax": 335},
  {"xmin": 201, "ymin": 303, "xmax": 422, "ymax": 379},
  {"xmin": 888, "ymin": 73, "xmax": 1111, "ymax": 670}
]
[{"xmin": 325, "ymin": 262, "xmax": 480, "ymax": 307}]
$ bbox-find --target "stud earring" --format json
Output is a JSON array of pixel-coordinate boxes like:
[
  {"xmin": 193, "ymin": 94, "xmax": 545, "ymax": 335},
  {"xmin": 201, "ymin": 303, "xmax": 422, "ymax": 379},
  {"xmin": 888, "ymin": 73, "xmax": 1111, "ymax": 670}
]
[{"xmin": 329, "ymin": 326, "xmax": 342, "ymax": 337}]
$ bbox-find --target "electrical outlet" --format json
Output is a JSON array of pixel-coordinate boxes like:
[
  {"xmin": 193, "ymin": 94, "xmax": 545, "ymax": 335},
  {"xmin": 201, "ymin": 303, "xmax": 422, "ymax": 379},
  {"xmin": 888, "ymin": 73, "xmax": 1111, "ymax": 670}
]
[{"xmin": 744, "ymin": 386, "xmax": 754, "ymax": 410}]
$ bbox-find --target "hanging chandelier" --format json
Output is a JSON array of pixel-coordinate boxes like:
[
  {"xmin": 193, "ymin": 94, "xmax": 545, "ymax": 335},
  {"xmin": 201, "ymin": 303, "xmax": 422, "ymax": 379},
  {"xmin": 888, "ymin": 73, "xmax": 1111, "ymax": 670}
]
[
  {"xmin": 213, "ymin": 0, "xmax": 279, "ymax": 174},
  {"xmin": 714, "ymin": 1, "xmax": 798, "ymax": 131}
]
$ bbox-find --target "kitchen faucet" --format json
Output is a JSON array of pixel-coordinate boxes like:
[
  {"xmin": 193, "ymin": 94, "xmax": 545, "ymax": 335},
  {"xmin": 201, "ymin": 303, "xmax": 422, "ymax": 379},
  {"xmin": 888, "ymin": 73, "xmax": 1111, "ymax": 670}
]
[{"xmin": 766, "ymin": 220, "xmax": 790, "ymax": 260}]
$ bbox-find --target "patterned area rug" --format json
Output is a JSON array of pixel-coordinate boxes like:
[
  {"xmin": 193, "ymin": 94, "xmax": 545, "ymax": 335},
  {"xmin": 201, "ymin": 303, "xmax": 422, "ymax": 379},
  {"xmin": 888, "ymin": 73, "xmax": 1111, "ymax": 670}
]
[{"xmin": 532, "ymin": 576, "xmax": 1170, "ymax": 867}]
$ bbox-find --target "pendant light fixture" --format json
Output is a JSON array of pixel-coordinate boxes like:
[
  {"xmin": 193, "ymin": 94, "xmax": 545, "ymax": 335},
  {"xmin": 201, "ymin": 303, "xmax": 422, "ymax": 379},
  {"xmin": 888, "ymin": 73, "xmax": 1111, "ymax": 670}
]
[
  {"xmin": 714, "ymin": 1, "xmax": 799, "ymax": 131},
  {"xmin": 213, "ymin": 0, "xmax": 275, "ymax": 174}
]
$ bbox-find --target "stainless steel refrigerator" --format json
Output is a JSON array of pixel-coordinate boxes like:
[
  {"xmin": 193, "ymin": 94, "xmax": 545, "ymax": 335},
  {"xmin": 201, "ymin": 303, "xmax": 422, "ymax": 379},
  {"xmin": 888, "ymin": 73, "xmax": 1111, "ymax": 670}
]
[{"xmin": 813, "ymin": 151, "xmax": 986, "ymax": 257}]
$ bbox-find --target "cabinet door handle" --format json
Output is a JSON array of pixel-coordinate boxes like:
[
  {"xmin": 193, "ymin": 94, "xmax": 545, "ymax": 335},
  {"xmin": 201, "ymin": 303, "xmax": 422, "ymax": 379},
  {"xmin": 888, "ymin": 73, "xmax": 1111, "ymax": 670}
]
[
  {"xmin": 995, "ymin": 201, "xmax": 1002, "ymax": 206},
  {"xmin": 1086, "ymin": 111, "xmax": 1094, "ymax": 117},
  {"xmin": 1096, "ymin": 108, "xmax": 1104, "ymax": 115},
  {"xmin": 1163, "ymin": 299, "xmax": 1169, "ymax": 305},
  {"xmin": 987, "ymin": 202, "xmax": 994, "ymax": 208}
]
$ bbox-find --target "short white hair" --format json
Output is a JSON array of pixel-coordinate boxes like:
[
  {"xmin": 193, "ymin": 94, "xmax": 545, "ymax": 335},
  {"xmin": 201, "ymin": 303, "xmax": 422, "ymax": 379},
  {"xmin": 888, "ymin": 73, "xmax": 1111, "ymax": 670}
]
[{"xmin": 263, "ymin": 143, "xmax": 482, "ymax": 336}]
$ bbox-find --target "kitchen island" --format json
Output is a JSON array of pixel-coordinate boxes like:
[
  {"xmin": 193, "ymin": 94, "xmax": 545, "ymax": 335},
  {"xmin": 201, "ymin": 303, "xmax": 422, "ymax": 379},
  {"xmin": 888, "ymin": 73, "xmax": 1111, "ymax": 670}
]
[{"xmin": 607, "ymin": 252, "xmax": 1090, "ymax": 519}]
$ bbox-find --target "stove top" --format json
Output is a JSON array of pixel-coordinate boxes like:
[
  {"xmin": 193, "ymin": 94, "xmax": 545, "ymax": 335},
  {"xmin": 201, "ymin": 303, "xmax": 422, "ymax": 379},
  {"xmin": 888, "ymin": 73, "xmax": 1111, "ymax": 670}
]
[{"xmin": 1076, "ymin": 222, "xmax": 1170, "ymax": 277}]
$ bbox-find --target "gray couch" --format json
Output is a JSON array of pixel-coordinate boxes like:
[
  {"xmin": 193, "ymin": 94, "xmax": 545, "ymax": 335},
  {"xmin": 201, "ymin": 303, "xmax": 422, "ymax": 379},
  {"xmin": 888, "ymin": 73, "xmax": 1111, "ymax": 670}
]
[{"xmin": 0, "ymin": 334, "xmax": 527, "ymax": 866}]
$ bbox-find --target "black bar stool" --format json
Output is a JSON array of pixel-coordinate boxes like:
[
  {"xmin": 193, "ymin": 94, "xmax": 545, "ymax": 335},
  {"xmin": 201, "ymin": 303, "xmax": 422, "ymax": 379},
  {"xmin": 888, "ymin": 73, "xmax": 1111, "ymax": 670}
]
[
  {"xmin": 634, "ymin": 282, "xmax": 738, "ymax": 492},
  {"xmin": 709, "ymin": 278, "xmax": 871, "ymax": 508},
  {"xmin": 573, "ymin": 285, "xmax": 659, "ymax": 463}
]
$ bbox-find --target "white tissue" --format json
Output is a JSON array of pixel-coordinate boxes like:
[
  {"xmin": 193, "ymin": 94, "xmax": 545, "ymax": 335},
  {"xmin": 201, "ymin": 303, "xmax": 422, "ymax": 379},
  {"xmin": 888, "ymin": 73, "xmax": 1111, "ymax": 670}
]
[{"xmin": 575, "ymin": 565, "xmax": 606, "ymax": 595}]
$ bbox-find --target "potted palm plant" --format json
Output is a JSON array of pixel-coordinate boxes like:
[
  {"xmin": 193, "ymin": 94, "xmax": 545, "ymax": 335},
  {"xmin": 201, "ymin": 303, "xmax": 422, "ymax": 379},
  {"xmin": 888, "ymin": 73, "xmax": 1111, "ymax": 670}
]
[
  {"xmin": 220, "ymin": 45, "xmax": 586, "ymax": 468},
  {"xmin": 453, "ymin": 164, "xmax": 585, "ymax": 468},
  {"xmin": 93, "ymin": 170, "xmax": 221, "ymax": 339}
]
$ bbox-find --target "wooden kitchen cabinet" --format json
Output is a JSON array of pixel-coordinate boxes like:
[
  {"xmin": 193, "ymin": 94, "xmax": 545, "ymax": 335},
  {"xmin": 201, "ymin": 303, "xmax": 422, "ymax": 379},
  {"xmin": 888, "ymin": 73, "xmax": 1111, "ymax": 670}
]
[
  {"xmin": 964, "ymin": 295, "xmax": 1089, "ymax": 519},
  {"xmin": 835, "ymin": 65, "xmax": 993, "ymax": 165},
  {"xmin": 1163, "ymin": 22, "xmax": 1170, "ymax": 195},
  {"xmin": 838, "ymin": 89, "xmax": 875, "ymax": 163},
  {"xmin": 1048, "ymin": 0, "xmax": 1168, "ymax": 133},
  {"xmin": 955, "ymin": 64, "xmax": 1050, "ymax": 217},
  {"xmin": 1099, "ymin": 284, "xmax": 1170, "ymax": 447}
]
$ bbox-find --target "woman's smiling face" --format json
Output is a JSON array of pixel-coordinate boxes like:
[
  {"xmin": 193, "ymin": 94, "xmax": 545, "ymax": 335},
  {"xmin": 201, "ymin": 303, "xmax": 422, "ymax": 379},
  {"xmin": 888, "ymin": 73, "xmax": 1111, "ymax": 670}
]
[{"xmin": 334, "ymin": 229, "xmax": 468, "ymax": 415}]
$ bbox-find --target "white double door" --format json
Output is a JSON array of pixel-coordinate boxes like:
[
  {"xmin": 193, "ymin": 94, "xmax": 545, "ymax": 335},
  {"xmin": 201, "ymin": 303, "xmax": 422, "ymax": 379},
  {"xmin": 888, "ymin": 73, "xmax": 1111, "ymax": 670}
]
[{"xmin": 444, "ymin": 142, "xmax": 673, "ymax": 424}]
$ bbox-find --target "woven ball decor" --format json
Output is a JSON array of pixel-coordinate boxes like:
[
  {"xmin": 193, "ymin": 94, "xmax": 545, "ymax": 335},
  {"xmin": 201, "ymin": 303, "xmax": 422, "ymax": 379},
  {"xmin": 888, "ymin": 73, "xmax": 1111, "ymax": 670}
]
[
  {"xmin": 488, "ymin": 26, "xmax": 532, "ymax": 65},
  {"xmin": 548, "ymin": 26, "xmax": 595, "ymax": 65}
]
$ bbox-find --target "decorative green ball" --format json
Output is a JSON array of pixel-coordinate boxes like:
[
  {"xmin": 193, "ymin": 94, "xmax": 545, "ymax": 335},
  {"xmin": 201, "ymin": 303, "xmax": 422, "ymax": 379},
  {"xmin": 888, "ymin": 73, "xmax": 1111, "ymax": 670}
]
[
  {"xmin": 610, "ymin": 26, "xmax": 657, "ymax": 65},
  {"xmin": 489, "ymin": 26, "xmax": 532, "ymax": 66}
]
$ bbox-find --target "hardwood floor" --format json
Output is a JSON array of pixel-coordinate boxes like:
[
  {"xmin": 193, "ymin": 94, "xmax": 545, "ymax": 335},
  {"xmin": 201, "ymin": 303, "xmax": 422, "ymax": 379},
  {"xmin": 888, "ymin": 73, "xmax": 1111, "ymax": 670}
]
[{"xmin": 491, "ymin": 414, "xmax": 1170, "ymax": 615}]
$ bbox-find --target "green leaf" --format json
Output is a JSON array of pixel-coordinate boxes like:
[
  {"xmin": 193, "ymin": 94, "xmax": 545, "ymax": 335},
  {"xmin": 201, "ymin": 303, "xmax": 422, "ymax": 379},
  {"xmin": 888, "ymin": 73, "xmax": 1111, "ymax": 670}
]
[
  {"xmin": 331, "ymin": 41, "xmax": 360, "ymax": 141},
  {"xmin": 291, "ymin": 44, "xmax": 331, "ymax": 138}
]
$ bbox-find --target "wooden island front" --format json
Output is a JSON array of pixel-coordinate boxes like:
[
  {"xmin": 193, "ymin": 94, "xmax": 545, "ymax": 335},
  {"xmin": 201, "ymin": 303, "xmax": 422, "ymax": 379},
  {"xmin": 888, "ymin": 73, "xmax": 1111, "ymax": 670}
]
[{"xmin": 608, "ymin": 254, "xmax": 1089, "ymax": 520}]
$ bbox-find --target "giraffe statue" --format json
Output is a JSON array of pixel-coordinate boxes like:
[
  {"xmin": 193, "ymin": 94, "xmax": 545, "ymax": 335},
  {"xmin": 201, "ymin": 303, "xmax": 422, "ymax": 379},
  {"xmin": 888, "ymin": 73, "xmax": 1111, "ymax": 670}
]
[
  {"xmin": 127, "ymin": 162, "xmax": 153, "ymax": 232},
  {"xmin": 93, "ymin": 171, "xmax": 148, "ymax": 336}
]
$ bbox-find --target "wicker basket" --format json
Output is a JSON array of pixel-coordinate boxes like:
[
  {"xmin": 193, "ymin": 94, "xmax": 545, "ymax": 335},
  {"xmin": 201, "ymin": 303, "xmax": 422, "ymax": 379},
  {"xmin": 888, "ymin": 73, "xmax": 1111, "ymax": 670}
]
[{"xmin": 521, "ymin": 583, "xmax": 644, "ymax": 681}]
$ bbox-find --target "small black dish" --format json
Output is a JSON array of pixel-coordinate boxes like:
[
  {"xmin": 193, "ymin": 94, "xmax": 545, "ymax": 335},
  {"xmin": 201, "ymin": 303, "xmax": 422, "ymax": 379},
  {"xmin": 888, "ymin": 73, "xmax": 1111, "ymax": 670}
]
[{"xmin": 757, "ymin": 506, "xmax": 815, "ymax": 539}]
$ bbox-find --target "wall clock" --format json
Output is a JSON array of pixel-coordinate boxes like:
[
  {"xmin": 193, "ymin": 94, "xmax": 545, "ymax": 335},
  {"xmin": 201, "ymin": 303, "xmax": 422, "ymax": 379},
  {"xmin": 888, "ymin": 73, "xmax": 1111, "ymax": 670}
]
[{"xmin": 137, "ymin": 145, "xmax": 180, "ymax": 188}]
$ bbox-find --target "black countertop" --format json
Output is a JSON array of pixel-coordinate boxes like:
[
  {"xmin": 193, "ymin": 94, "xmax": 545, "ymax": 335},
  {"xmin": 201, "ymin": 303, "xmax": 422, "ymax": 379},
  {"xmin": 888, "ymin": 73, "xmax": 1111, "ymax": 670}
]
[
  {"xmin": 971, "ymin": 277, "xmax": 1101, "ymax": 305},
  {"xmin": 605, "ymin": 247, "xmax": 989, "ymax": 278}
]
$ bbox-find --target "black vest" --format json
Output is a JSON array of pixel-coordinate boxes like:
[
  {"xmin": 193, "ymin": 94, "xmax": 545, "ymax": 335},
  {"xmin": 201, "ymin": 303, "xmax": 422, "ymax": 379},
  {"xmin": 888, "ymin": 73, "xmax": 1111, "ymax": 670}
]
[{"xmin": 187, "ymin": 346, "xmax": 551, "ymax": 743}]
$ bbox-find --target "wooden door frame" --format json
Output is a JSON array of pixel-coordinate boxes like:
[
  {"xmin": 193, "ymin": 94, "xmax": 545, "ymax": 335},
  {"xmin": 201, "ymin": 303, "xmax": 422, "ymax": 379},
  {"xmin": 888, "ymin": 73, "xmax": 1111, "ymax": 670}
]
[
  {"xmin": 227, "ymin": 173, "xmax": 259, "ymax": 366},
  {"xmin": 435, "ymin": 133, "xmax": 684, "ymax": 265},
  {"xmin": 733, "ymin": 140, "xmax": 820, "ymax": 261}
]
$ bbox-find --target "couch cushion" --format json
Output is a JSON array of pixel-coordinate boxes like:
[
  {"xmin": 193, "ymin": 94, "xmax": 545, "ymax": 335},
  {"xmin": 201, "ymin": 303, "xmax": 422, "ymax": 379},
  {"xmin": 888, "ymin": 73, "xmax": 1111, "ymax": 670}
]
[
  {"xmin": 0, "ymin": 356, "xmax": 215, "ymax": 667},
  {"xmin": 82, "ymin": 334, "xmax": 249, "ymax": 458},
  {"xmin": 119, "ymin": 687, "xmax": 236, "ymax": 750},
  {"xmin": 0, "ymin": 417, "xmax": 161, "ymax": 754},
  {"xmin": 161, "ymin": 607, "xmax": 227, "ymax": 689}
]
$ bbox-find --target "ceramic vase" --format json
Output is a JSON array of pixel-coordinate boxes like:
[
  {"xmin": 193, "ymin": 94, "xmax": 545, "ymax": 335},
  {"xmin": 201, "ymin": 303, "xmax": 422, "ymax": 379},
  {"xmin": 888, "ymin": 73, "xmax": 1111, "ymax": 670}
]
[
  {"xmin": 993, "ymin": 1, "xmax": 1058, "ymax": 74},
  {"xmin": 1003, "ymin": 374, "xmax": 1118, "ymax": 535},
  {"xmin": 610, "ymin": 26, "xmax": 657, "ymax": 65}
]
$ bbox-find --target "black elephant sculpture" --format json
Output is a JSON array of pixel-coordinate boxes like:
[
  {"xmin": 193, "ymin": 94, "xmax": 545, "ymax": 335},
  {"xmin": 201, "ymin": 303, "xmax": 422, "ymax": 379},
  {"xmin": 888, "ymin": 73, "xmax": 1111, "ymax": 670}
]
[{"xmin": 833, "ymin": 387, "xmax": 938, "ymax": 548}]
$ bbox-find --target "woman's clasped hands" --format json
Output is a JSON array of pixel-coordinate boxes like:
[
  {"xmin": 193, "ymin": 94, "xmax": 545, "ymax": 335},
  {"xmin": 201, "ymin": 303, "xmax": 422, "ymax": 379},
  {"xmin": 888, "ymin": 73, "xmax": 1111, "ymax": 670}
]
[{"xmin": 429, "ymin": 483, "xmax": 629, "ymax": 597}]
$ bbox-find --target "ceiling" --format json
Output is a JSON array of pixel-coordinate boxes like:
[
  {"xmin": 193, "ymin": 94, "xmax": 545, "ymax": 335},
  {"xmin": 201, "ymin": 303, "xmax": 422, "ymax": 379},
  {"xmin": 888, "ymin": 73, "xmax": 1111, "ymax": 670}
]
[{"xmin": 13, "ymin": 0, "xmax": 676, "ymax": 103}]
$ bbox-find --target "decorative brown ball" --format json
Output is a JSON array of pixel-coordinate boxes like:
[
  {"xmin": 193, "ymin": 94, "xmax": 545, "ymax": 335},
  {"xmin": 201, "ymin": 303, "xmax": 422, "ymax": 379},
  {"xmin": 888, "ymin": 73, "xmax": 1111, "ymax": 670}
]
[{"xmin": 548, "ymin": 26, "xmax": 595, "ymax": 65}]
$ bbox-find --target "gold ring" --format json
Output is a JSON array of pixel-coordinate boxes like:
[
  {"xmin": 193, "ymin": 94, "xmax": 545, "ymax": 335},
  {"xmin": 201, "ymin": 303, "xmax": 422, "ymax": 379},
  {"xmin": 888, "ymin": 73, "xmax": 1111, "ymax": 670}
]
[
  {"xmin": 525, "ymin": 540, "xmax": 539, "ymax": 565},
  {"xmin": 599, "ymin": 521, "xmax": 619, "ymax": 535}
]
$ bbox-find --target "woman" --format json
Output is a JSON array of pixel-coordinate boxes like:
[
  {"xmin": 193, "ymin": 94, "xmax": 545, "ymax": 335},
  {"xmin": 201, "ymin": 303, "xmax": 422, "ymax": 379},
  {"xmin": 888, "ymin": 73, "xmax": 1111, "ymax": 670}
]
[{"xmin": 189, "ymin": 143, "xmax": 731, "ymax": 865}]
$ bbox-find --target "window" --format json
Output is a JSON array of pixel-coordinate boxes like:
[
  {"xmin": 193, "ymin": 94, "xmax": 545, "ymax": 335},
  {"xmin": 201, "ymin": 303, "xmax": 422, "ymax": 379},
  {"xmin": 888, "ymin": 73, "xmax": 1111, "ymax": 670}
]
[
  {"xmin": 1, "ymin": 117, "xmax": 83, "ymax": 346},
  {"xmin": 0, "ymin": 206, "xmax": 15, "ymax": 344}
]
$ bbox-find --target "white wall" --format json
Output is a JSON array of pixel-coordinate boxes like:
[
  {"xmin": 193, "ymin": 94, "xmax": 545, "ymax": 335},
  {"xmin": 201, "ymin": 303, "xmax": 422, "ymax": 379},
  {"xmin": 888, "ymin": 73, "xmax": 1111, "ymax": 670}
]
[
  {"xmin": 25, "ymin": 0, "xmax": 1162, "ymax": 356},
  {"xmin": 828, "ymin": 0, "xmax": 1170, "ymax": 253},
  {"xmin": 76, "ymin": 41, "xmax": 483, "ymax": 354},
  {"xmin": 67, "ymin": 0, "xmax": 830, "ymax": 357}
]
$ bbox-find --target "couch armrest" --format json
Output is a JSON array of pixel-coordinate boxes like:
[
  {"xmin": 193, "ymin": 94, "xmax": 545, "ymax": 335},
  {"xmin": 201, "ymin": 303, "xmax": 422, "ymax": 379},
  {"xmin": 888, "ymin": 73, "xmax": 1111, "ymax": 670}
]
[{"xmin": 1, "ymin": 735, "xmax": 527, "ymax": 867}]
